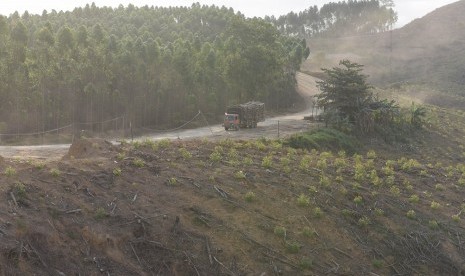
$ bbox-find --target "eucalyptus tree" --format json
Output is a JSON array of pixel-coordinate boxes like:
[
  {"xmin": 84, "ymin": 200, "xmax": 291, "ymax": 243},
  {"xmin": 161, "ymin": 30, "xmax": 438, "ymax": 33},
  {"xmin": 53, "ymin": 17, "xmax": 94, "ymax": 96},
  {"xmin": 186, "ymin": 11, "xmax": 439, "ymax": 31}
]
[{"xmin": 0, "ymin": 4, "xmax": 308, "ymax": 134}]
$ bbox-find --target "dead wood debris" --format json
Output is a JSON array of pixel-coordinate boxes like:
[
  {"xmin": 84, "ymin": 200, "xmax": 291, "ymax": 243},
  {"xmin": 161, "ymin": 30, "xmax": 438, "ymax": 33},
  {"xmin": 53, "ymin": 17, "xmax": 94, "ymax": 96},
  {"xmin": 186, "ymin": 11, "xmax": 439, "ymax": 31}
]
[
  {"xmin": 10, "ymin": 192, "xmax": 18, "ymax": 207},
  {"xmin": 386, "ymin": 231, "xmax": 459, "ymax": 275},
  {"xmin": 214, "ymin": 185, "xmax": 229, "ymax": 198},
  {"xmin": 65, "ymin": 209, "xmax": 82, "ymax": 214}
]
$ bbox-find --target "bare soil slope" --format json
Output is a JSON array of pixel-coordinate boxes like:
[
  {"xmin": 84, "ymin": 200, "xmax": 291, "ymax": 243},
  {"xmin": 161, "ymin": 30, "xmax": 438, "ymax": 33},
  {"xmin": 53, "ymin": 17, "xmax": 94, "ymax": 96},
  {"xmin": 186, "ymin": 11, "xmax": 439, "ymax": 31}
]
[
  {"xmin": 2, "ymin": 111, "xmax": 465, "ymax": 276},
  {"xmin": 306, "ymin": 0, "xmax": 465, "ymax": 93}
]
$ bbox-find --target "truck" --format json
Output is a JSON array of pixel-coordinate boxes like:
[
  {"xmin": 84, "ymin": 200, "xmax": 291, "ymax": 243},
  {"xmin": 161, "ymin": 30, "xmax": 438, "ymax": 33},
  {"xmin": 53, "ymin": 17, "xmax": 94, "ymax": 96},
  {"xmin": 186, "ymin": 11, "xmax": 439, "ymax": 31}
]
[{"xmin": 223, "ymin": 101, "xmax": 265, "ymax": 130}]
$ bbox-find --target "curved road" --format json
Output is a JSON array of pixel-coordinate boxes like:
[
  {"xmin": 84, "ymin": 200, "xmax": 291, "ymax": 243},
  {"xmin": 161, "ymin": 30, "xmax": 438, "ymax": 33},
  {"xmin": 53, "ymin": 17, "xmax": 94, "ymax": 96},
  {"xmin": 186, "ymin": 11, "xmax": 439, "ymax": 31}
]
[{"xmin": 0, "ymin": 72, "xmax": 320, "ymax": 160}]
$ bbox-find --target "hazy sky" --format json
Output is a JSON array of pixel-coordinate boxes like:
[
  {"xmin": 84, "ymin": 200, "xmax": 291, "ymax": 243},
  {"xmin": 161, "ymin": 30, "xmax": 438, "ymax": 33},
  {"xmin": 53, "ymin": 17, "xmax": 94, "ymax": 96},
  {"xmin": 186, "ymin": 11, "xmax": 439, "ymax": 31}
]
[{"xmin": 0, "ymin": 0, "xmax": 460, "ymax": 27}]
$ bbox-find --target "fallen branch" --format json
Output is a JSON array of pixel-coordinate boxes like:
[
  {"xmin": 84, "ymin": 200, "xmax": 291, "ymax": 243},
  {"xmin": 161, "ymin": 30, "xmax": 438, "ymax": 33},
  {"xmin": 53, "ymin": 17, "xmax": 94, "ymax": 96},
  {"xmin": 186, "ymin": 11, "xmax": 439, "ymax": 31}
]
[
  {"xmin": 171, "ymin": 216, "xmax": 180, "ymax": 234},
  {"xmin": 146, "ymin": 240, "xmax": 177, "ymax": 252},
  {"xmin": 65, "ymin": 209, "xmax": 82, "ymax": 214},
  {"xmin": 64, "ymin": 172, "xmax": 79, "ymax": 176},
  {"xmin": 81, "ymin": 235, "xmax": 90, "ymax": 256},
  {"xmin": 33, "ymin": 177, "xmax": 54, "ymax": 184},
  {"xmin": 178, "ymin": 176, "xmax": 201, "ymax": 188},
  {"xmin": 18, "ymin": 240, "xmax": 23, "ymax": 259},
  {"xmin": 326, "ymin": 259, "xmax": 339, "ymax": 274},
  {"xmin": 184, "ymin": 251, "xmax": 201, "ymax": 276},
  {"xmin": 28, "ymin": 241, "xmax": 47, "ymax": 268},
  {"xmin": 332, "ymin": 247, "xmax": 353, "ymax": 259},
  {"xmin": 302, "ymin": 216, "xmax": 320, "ymax": 238},
  {"xmin": 205, "ymin": 236, "xmax": 213, "ymax": 265},
  {"xmin": 214, "ymin": 185, "xmax": 229, "ymax": 198},
  {"xmin": 111, "ymin": 204, "xmax": 117, "ymax": 214},
  {"xmin": 385, "ymin": 262, "xmax": 402, "ymax": 275},
  {"xmin": 85, "ymin": 188, "xmax": 95, "ymax": 197},
  {"xmin": 197, "ymin": 216, "xmax": 211, "ymax": 227},
  {"xmin": 118, "ymin": 220, "xmax": 138, "ymax": 226},
  {"xmin": 239, "ymin": 231, "xmax": 297, "ymax": 269},
  {"xmin": 214, "ymin": 256, "xmax": 237, "ymax": 276},
  {"xmin": 456, "ymin": 231, "xmax": 463, "ymax": 250},
  {"xmin": 147, "ymin": 240, "xmax": 165, "ymax": 247},
  {"xmin": 130, "ymin": 243, "xmax": 142, "ymax": 266},
  {"xmin": 132, "ymin": 212, "xmax": 153, "ymax": 225},
  {"xmin": 10, "ymin": 192, "xmax": 18, "ymax": 207},
  {"xmin": 262, "ymin": 251, "xmax": 298, "ymax": 269},
  {"xmin": 120, "ymin": 213, "xmax": 169, "ymax": 226},
  {"xmin": 47, "ymin": 219, "xmax": 57, "ymax": 232},
  {"xmin": 132, "ymin": 193, "xmax": 138, "ymax": 203},
  {"xmin": 189, "ymin": 181, "xmax": 201, "ymax": 188},
  {"xmin": 55, "ymin": 269, "xmax": 66, "ymax": 276}
]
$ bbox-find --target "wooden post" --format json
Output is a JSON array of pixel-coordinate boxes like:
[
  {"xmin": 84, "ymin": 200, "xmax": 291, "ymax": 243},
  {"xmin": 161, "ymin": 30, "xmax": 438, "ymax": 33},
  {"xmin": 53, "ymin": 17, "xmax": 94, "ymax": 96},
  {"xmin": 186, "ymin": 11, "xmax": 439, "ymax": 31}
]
[
  {"xmin": 278, "ymin": 120, "xmax": 280, "ymax": 138},
  {"xmin": 122, "ymin": 116, "xmax": 125, "ymax": 139}
]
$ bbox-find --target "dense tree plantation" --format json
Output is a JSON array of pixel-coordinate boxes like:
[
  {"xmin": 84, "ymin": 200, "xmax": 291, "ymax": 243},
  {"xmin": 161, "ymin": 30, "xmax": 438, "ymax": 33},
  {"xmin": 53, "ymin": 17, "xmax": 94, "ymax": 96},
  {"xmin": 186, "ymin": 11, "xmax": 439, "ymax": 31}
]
[
  {"xmin": 0, "ymin": 3, "xmax": 308, "ymax": 135},
  {"xmin": 268, "ymin": 0, "xmax": 397, "ymax": 37}
]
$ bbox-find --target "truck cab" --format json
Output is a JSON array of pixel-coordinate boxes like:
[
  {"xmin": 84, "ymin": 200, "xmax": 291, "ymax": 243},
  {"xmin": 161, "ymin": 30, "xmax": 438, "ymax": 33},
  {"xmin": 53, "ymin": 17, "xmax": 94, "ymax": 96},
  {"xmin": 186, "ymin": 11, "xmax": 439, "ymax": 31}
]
[{"xmin": 224, "ymin": 113, "xmax": 239, "ymax": 130}]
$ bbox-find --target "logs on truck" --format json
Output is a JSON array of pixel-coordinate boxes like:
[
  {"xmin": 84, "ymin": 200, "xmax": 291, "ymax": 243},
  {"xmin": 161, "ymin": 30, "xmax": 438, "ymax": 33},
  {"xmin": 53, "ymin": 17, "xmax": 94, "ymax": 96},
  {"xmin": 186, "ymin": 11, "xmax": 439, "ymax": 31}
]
[{"xmin": 224, "ymin": 101, "xmax": 265, "ymax": 130}]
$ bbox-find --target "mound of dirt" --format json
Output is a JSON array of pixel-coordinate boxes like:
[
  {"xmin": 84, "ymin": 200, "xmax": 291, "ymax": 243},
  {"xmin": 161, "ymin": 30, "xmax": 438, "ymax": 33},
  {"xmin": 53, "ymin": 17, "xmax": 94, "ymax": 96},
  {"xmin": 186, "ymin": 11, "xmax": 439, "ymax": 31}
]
[{"xmin": 63, "ymin": 138, "xmax": 116, "ymax": 159}]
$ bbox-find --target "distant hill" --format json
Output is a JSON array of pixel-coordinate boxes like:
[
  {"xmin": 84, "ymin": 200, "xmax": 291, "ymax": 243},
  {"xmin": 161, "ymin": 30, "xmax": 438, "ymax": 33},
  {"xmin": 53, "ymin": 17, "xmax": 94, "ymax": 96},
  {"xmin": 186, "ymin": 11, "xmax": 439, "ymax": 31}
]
[{"xmin": 305, "ymin": 0, "xmax": 465, "ymax": 98}]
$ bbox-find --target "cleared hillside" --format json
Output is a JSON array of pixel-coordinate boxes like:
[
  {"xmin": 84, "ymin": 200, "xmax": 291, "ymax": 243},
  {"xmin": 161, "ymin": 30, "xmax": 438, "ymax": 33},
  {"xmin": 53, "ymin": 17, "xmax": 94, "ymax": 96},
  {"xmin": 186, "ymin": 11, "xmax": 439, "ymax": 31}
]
[
  {"xmin": 305, "ymin": 0, "xmax": 465, "ymax": 98},
  {"xmin": 1, "ymin": 98, "xmax": 465, "ymax": 275}
]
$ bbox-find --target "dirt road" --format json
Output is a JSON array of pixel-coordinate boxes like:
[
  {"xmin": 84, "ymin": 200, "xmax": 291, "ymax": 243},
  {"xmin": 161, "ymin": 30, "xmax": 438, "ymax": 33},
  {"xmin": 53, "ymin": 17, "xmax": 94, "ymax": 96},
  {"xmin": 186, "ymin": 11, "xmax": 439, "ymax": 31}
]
[{"xmin": 0, "ymin": 72, "xmax": 320, "ymax": 160}]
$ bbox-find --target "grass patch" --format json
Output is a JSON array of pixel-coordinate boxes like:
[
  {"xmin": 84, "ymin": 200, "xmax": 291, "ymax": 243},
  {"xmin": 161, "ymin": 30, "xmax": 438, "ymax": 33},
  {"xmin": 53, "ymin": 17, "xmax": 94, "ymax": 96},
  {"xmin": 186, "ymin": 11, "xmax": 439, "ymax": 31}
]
[
  {"xmin": 274, "ymin": 226, "xmax": 286, "ymax": 238},
  {"xmin": 302, "ymin": 226, "xmax": 315, "ymax": 238},
  {"xmin": 297, "ymin": 194, "xmax": 310, "ymax": 207},
  {"xmin": 95, "ymin": 207, "xmax": 108, "ymax": 219},
  {"xmin": 113, "ymin": 167, "xmax": 122, "ymax": 176},
  {"xmin": 14, "ymin": 182, "xmax": 26, "ymax": 198},
  {"xmin": 286, "ymin": 241, "xmax": 301, "ymax": 254},
  {"xmin": 50, "ymin": 168, "xmax": 61, "ymax": 177},
  {"xmin": 406, "ymin": 210, "xmax": 416, "ymax": 219},
  {"xmin": 116, "ymin": 152, "xmax": 126, "ymax": 161},
  {"xmin": 285, "ymin": 128, "xmax": 358, "ymax": 153},
  {"xmin": 168, "ymin": 177, "xmax": 178, "ymax": 185},
  {"xmin": 133, "ymin": 158, "xmax": 145, "ymax": 168},
  {"xmin": 244, "ymin": 191, "xmax": 256, "ymax": 202},
  {"xmin": 429, "ymin": 220, "xmax": 439, "ymax": 229},
  {"xmin": 234, "ymin": 170, "xmax": 246, "ymax": 180},
  {"xmin": 372, "ymin": 259, "xmax": 383, "ymax": 269},
  {"xmin": 299, "ymin": 258, "xmax": 313, "ymax": 270},
  {"xmin": 5, "ymin": 166, "xmax": 16, "ymax": 177}
]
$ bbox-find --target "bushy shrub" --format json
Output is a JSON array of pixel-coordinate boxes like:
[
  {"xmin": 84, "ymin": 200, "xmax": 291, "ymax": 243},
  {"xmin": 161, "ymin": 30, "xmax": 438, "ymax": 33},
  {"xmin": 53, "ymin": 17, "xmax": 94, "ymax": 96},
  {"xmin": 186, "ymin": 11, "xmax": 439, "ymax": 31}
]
[{"xmin": 286, "ymin": 128, "xmax": 358, "ymax": 154}]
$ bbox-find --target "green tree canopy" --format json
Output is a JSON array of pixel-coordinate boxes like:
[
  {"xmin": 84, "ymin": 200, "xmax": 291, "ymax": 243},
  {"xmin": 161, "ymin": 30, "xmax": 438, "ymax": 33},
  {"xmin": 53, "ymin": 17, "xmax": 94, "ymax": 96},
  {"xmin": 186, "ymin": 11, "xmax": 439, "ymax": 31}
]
[
  {"xmin": 316, "ymin": 59, "xmax": 427, "ymax": 137},
  {"xmin": 270, "ymin": 0, "xmax": 398, "ymax": 37},
  {"xmin": 0, "ymin": 4, "xmax": 309, "ymax": 135},
  {"xmin": 37, "ymin": 27, "xmax": 55, "ymax": 46},
  {"xmin": 316, "ymin": 60, "xmax": 373, "ymax": 121},
  {"xmin": 11, "ymin": 21, "xmax": 28, "ymax": 45}
]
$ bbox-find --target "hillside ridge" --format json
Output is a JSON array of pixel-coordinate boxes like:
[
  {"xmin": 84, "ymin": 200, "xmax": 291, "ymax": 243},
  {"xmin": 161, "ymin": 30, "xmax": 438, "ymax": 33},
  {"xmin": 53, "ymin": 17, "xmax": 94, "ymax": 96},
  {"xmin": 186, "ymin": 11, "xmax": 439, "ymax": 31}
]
[{"xmin": 305, "ymin": 0, "xmax": 465, "ymax": 97}]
